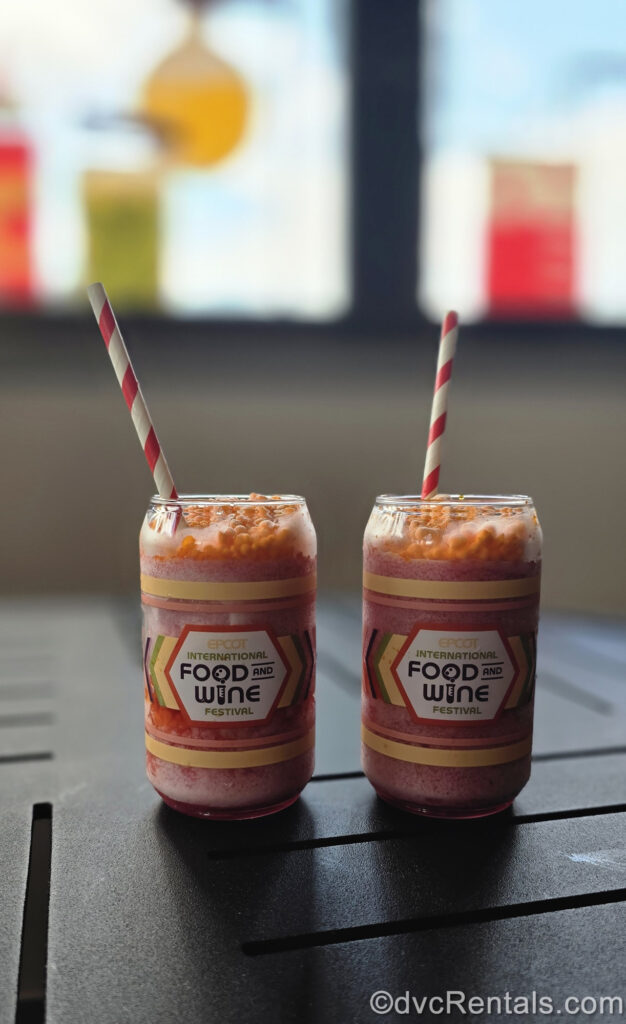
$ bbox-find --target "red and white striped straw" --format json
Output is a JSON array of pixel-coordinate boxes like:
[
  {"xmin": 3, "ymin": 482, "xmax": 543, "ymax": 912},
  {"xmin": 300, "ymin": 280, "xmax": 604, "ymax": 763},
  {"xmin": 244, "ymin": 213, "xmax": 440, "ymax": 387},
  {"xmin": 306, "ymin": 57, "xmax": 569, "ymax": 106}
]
[
  {"xmin": 421, "ymin": 310, "xmax": 459, "ymax": 499},
  {"xmin": 87, "ymin": 283, "xmax": 178, "ymax": 500}
]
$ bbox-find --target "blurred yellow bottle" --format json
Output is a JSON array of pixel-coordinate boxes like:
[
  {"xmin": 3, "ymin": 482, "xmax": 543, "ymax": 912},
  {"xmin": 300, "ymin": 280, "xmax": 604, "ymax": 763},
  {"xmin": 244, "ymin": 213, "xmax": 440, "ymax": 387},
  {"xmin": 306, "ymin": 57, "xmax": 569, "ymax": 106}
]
[
  {"xmin": 141, "ymin": 9, "xmax": 248, "ymax": 168},
  {"xmin": 83, "ymin": 170, "xmax": 159, "ymax": 310}
]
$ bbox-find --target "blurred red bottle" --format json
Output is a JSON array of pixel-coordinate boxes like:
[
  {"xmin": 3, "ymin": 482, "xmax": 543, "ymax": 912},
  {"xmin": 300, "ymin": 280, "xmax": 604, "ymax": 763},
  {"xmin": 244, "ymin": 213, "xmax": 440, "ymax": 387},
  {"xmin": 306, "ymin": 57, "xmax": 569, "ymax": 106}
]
[{"xmin": 0, "ymin": 136, "xmax": 33, "ymax": 306}]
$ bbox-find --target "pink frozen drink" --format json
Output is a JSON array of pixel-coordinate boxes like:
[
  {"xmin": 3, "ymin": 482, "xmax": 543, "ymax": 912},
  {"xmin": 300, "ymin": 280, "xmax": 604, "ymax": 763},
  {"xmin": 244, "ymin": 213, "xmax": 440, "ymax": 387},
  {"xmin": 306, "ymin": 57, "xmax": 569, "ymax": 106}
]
[
  {"xmin": 362, "ymin": 495, "xmax": 541, "ymax": 818},
  {"xmin": 141, "ymin": 494, "xmax": 316, "ymax": 819}
]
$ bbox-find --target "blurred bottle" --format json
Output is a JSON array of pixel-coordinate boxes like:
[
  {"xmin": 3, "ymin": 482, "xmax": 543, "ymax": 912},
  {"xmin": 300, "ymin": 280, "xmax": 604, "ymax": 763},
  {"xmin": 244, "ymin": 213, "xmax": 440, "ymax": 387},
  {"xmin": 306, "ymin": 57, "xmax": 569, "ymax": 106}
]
[
  {"xmin": 0, "ymin": 81, "xmax": 33, "ymax": 306},
  {"xmin": 82, "ymin": 126, "xmax": 159, "ymax": 310},
  {"xmin": 140, "ymin": 2, "xmax": 248, "ymax": 168},
  {"xmin": 487, "ymin": 159, "xmax": 576, "ymax": 319}
]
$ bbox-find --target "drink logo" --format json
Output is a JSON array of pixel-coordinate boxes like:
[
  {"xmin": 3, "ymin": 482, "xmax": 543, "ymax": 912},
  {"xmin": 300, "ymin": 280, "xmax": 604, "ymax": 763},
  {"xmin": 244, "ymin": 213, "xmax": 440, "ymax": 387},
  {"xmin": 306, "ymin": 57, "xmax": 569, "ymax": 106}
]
[
  {"xmin": 165, "ymin": 626, "xmax": 288, "ymax": 723},
  {"xmin": 392, "ymin": 628, "xmax": 516, "ymax": 723}
]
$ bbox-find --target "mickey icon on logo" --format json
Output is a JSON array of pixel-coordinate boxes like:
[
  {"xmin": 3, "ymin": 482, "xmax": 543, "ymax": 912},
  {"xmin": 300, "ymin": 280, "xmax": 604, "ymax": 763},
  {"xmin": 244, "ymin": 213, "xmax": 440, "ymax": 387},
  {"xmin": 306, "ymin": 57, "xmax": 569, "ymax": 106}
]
[{"xmin": 442, "ymin": 663, "xmax": 461, "ymax": 682}]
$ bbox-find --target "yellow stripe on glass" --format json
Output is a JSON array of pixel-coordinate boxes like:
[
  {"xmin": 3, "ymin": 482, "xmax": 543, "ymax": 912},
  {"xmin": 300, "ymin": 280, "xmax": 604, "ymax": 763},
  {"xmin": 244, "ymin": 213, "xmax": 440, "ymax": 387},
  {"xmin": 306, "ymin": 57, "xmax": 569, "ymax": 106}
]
[
  {"xmin": 362, "ymin": 725, "xmax": 531, "ymax": 768},
  {"xmin": 146, "ymin": 728, "xmax": 315, "ymax": 769},
  {"xmin": 141, "ymin": 573, "xmax": 316, "ymax": 602},
  {"xmin": 363, "ymin": 572, "xmax": 539, "ymax": 601}
]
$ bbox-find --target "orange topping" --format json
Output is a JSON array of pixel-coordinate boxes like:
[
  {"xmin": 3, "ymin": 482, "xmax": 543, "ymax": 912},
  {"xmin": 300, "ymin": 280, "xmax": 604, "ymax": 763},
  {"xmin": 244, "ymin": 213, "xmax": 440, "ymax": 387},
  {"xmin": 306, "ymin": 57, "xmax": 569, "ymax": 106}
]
[
  {"xmin": 144, "ymin": 495, "xmax": 308, "ymax": 563},
  {"xmin": 371, "ymin": 504, "xmax": 533, "ymax": 562},
  {"xmin": 179, "ymin": 495, "xmax": 299, "ymax": 530}
]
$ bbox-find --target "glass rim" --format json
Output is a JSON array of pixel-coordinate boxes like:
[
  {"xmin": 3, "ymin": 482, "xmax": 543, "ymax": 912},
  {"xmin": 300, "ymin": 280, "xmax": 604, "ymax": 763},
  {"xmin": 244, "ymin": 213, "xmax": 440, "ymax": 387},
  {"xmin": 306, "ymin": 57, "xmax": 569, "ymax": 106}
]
[
  {"xmin": 375, "ymin": 494, "xmax": 534, "ymax": 508},
  {"xmin": 150, "ymin": 493, "xmax": 307, "ymax": 507}
]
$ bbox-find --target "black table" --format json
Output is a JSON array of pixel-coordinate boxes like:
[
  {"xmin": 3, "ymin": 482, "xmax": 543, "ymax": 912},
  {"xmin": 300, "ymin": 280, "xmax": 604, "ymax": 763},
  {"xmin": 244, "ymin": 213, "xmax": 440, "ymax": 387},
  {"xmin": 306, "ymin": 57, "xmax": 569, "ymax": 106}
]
[{"xmin": 2, "ymin": 598, "xmax": 625, "ymax": 1023}]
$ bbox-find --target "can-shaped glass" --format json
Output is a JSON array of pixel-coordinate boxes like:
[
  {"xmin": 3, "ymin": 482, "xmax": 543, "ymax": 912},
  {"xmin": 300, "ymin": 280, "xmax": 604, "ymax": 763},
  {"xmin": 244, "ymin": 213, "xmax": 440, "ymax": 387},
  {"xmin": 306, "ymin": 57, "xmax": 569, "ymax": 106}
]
[
  {"xmin": 362, "ymin": 495, "xmax": 542, "ymax": 818},
  {"xmin": 140, "ymin": 494, "xmax": 316, "ymax": 819}
]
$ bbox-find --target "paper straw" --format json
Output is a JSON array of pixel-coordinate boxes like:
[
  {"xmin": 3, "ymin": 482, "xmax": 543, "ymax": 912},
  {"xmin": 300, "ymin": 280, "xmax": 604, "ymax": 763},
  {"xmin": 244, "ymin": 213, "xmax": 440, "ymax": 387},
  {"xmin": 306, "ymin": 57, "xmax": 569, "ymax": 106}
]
[
  {"xmin": 421, "ymin": 310, "xmax": 459, "ymax": 499},
  {"xmin": 87, "ymin": 283, "xmax": 178, "ymax": 499}
]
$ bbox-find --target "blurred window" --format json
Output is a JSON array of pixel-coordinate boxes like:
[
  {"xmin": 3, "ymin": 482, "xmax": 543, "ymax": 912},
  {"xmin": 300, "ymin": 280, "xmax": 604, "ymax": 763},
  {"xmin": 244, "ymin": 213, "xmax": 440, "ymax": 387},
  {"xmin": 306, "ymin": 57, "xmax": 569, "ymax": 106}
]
[
  {"xmin": 420, "ymin": 0, "xmax": 626, "ymax": 323},
  {"xmin": 0, "ymin": 0, "xmax": 349, "ymax": 318}
]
